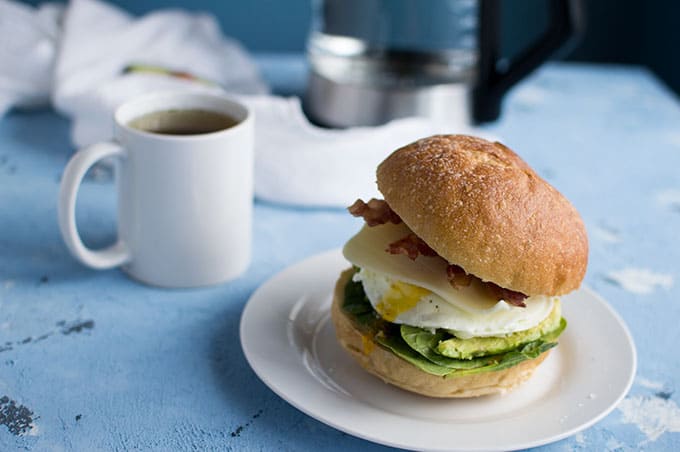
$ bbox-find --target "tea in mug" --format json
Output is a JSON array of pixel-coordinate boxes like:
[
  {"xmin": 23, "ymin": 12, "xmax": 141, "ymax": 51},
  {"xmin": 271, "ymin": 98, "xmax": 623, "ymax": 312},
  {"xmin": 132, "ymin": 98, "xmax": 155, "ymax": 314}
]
[{"xmin": 128, "ymin": 109, "xmax": 239, "ymax": 135}]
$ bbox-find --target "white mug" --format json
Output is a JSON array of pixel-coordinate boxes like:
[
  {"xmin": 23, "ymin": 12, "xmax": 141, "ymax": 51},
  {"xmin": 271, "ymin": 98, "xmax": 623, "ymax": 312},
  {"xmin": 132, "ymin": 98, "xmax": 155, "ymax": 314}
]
[{"xmin": 58, "ymin": 92, "xmax": 254, "ymax": 287}]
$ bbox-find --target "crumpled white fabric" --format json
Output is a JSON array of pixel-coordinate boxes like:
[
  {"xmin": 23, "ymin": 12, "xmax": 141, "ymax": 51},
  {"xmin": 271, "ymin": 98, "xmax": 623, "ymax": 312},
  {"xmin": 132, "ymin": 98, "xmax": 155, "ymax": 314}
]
[
  {"xmin": 0, "ymin": 0, "xmax": 61, "ymax": 115},
  {"xmin": 0, "ymin": 0, "xmax": 266, "ymax": 142},
  {"xmin": 247, "ymin": 95, "xmax": 485, "ymax": 205},
  {"xmin": 52, "ymin": 0, "xmax": 267, "ymax": 146},
  {"xmin": 0, "ymin": 0, "xmax": 488, "ymax": 207}
]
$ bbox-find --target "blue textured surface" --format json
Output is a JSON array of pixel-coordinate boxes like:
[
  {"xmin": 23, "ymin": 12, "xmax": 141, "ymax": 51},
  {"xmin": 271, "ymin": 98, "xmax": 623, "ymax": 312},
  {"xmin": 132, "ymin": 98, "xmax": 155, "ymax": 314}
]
[{"xmin": 1, "ymin": 55, "xmax": 680, "ymax": 451}]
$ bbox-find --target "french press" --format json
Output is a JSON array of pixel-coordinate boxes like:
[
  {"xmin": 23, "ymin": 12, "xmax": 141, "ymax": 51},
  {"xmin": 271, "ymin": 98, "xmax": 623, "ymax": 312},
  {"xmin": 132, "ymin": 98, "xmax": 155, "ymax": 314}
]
[{"xmin": 305, "ymin": 0, "xmax": 583, "ymax": 127}]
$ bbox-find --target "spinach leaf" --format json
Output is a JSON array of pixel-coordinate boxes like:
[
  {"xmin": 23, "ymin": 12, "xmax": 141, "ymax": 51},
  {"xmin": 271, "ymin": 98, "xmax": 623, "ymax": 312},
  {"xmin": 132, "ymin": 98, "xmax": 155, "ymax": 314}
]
[
  {"xmin": 374, "ymin": 333, "xmax": 453, "ymax": 376},
  {"xmin": 400, "ymin": 325, "xmax": 496, "ymax": 370},
  {"xmin": 342, "ymin": 275, "xmax": 380, "ymax": 328}
]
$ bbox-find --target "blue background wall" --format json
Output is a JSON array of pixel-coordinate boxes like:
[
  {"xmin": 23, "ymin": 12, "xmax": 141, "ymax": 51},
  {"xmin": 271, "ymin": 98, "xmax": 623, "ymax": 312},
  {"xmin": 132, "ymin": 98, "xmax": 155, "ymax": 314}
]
[
  {"xmin": 115, "ymin": 0, "xmax": 313, "ymax": 52},
  {"xmin": 19, "ymin": 0, "xmax": 680, "ymax": 95}
]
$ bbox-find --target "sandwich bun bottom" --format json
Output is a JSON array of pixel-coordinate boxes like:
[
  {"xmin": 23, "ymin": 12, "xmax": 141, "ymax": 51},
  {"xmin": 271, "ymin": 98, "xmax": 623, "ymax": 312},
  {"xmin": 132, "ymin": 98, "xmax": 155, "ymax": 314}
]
[{"xmin": 331, "ymin": 269, "xmax": 551, "ymax": 398}]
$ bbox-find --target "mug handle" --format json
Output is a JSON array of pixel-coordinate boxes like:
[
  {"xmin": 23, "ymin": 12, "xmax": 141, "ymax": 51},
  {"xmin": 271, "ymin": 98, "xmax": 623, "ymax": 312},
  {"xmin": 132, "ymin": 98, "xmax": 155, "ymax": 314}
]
[{"xmin": 58, "ymin": 142, "xmax": 131, "ymax": 269}]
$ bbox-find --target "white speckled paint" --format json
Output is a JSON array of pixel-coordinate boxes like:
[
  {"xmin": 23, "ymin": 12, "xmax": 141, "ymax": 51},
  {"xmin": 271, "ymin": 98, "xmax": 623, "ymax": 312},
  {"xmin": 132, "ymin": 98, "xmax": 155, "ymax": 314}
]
[
  {"xmin": 656, "ymin": 189, "xmax": 680, "ymax": 209},
  {"xmin": 574, "ymin": 432, "xmax": 585, "ymax": 445},
  {"xmin": 618, "ymin": 396, "xmax": 680, "ymax": 443},
  {"xmin": 606, "ymin": 268, "xmax": 674, "ymax": 294},
  {"xmin": 637, "ymin": 376, "xmax": 665, "ymax": 390},
  {"xmin": 605, "ymin": 437, "xmax": 624, "ymax": 451},
  {"xmin": 666, "ymin": 132, "xmax": 680, "ymax": 148},
  {"xmin": 593, "ymin": 226, "xmax": 621, "ymax": 243}
]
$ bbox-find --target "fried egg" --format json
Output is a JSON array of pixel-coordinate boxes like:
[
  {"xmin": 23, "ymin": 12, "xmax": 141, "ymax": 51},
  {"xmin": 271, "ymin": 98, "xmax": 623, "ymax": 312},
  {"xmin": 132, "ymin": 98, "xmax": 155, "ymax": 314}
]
[
  {"xmin": 343, "ymin": 223, "xmax": 557, "ymax": 338},
  {"xmin": 354, "ymin": 267, "xmax": 556, "ymax": 338}
]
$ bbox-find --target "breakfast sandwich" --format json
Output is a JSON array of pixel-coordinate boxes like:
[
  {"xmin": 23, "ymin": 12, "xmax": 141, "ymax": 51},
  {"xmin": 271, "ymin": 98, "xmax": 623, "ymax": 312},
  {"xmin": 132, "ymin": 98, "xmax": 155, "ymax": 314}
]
[{"xmin": 331, "ymin": 135, "xmax": 588, "ymax": 397}]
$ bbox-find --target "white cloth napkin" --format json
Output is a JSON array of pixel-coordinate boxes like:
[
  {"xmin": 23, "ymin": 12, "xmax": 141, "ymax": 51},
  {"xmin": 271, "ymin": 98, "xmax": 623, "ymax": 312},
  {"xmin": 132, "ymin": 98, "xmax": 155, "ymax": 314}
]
[
  {"xmin": 52, "ymin": 0, "xmax": 267, "ymax": 146},
  {"xmin": 0, "ymin": 0, "xmax": 61, "ymax": 115},
  {"xmin": 0, "ymin": 0, "xmax": 488, "ymax": 208},
  {"xmin": 249, "ymin": 96, "xmax": 487, "ymax": 206}
]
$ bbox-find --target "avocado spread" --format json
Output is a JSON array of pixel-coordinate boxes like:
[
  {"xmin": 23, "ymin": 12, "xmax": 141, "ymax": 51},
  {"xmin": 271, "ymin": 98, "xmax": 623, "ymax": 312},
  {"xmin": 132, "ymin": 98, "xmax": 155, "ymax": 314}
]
[{"xmin": 436, "ymin": 301, "xmax": 562, "ymax": 359}]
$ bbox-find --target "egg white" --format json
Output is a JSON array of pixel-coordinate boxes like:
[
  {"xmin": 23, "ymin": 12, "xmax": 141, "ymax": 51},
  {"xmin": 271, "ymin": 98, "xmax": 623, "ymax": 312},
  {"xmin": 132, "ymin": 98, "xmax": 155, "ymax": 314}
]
[{"xmin": 354, "ymin": 267, "xmax": 556, "ymax": 339}]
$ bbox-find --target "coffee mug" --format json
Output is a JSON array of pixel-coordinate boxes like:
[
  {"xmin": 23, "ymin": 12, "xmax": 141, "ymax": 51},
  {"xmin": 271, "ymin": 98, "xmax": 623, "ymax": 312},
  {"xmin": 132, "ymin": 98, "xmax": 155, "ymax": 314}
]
[{"xmin": 58, "ymin": 92, "xmax": 254, "ymax": 287}]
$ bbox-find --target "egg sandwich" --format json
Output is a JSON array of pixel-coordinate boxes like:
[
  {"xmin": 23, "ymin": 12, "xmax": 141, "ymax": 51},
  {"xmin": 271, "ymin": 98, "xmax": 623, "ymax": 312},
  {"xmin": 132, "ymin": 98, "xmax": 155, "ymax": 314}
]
[{"xmin": 331, "ymin": 135, "xmax": 588, "ymax": 398}]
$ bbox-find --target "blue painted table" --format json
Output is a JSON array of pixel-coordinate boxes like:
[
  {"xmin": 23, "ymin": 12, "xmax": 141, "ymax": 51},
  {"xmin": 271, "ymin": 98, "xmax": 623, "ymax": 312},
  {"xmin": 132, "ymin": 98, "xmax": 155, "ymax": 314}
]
[{"xmin": 1, "ymin": 55, "xmax": 679, "ymax": 451}]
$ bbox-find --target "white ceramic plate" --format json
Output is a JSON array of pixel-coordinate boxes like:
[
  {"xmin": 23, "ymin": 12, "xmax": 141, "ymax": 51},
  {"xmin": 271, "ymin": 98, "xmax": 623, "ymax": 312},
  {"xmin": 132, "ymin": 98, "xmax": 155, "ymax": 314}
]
[{"xmin": 240, "ymin": 250, "xmax": 636, "ymax": 451}]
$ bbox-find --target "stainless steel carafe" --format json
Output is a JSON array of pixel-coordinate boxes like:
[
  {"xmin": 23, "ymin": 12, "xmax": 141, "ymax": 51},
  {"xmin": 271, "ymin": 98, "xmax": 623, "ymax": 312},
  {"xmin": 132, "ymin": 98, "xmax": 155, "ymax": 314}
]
[{"xmin": 305, "ymin": 0, "xmax": 583, "ymax": 127}]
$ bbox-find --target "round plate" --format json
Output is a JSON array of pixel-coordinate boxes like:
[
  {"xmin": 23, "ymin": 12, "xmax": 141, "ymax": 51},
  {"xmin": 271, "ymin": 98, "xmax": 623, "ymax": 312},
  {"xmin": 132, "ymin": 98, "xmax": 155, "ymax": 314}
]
[{"xmin": 240, "ymin": 250, "xmax": 636, "ymax": 451}]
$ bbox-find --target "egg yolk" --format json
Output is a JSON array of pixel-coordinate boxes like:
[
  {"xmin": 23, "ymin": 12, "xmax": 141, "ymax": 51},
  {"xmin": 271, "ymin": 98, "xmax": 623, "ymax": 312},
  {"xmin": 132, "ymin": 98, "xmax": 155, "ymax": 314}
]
[
  {"xmin": 361, "ymin": 334, "xmax": 375, "ymax": 355},
  {"xmin": 375, "ymin": 281, "xmax": 431, "ymax": 322}
]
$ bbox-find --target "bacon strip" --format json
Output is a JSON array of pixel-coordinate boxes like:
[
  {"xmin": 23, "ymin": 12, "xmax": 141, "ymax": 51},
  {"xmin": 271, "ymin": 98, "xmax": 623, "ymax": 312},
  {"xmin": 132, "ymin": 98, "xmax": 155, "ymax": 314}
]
[
  {"xmin": 485, "ymin": 282, "xmax": 528, "ymax": 307},
  {"xmin": 348, "ymin": 198, "xmax": 401, "ymax": 227},
  {"xmin": 385, "ymin": 234, "xmax": 527, "ymax": 307},
  {"xmin": 348, "ymin": 198, "xmax": 528, "ymax": 307},
  {"xmin": 386, "ymin": 234, "xmax": 437, "ymax": 260},
  {"xmin": 446, "ymin": 266, "xmax": 527, "ymax": 307},
  {"xmin": 446, "ymin": 264, "xmax": 472, "ymax": 289}
]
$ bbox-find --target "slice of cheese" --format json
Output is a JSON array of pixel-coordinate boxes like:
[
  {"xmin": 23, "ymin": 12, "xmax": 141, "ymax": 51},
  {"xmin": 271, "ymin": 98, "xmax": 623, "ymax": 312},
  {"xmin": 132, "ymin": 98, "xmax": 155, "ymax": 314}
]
[{"xmin": 342, "ymin": 223, "xmax": 551, "ymax": 315}]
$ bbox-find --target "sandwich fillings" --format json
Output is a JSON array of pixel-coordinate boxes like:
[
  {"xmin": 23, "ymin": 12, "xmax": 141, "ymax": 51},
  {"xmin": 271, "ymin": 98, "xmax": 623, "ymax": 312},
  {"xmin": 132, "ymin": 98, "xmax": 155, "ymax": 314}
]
[{"xmin": 349, "ymin": 198, "xmax": 528, "ymax": 306}]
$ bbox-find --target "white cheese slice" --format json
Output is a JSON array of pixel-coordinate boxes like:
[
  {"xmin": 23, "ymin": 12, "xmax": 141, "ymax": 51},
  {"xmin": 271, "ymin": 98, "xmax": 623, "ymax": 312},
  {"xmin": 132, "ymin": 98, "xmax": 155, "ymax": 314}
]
[{"xmin": 342, "ymin": 223, "xmax": 551, "ymax": 315}]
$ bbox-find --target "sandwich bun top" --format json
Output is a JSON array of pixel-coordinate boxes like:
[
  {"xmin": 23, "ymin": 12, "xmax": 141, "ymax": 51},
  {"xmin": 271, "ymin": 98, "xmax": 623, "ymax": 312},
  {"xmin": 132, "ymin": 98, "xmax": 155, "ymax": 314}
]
[{"xmin": 376, "ymin": 135, "xmax": 588, "ymax": 296}]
